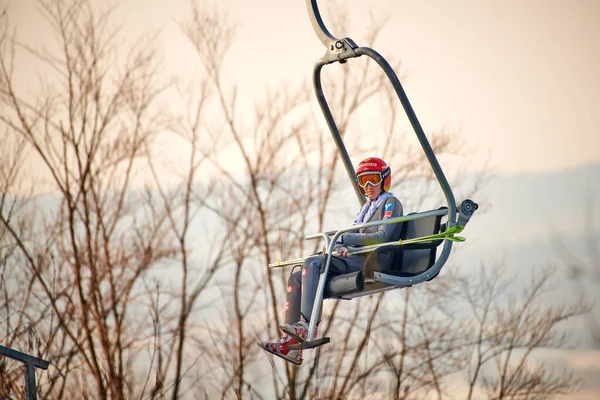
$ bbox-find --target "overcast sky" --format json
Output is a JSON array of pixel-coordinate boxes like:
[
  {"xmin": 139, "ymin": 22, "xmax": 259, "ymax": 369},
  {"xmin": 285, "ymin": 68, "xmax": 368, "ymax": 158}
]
[{"xmin": 7, "ymin": 0, "xmax": 600, "ymax": 176}]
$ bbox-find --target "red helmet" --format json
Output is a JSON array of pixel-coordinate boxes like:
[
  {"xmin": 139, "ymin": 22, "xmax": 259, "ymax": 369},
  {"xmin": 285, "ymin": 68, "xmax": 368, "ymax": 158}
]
[{"xmin": 356, "ymin": 157, "xmax": 391, "ymax": 193}]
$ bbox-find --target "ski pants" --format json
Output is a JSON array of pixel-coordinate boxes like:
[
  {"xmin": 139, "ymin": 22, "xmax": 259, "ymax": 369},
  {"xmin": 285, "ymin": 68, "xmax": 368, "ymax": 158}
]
[{"xmin": 285, "ymin": 254, "xmax": 366, "ymax": 324}]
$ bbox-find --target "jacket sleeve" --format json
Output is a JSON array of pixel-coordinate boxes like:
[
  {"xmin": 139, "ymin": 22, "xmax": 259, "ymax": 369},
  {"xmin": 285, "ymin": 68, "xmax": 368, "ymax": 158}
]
[{"xmin": 341, "ymin": 198, "xmax": 403, "ymax": 246}]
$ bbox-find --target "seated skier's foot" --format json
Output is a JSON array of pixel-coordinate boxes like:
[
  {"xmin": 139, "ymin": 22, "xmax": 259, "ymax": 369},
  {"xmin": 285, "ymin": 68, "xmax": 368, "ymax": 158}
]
[
  {"xmin": 279, "ymin": 320, "xmax": 317, "ymax": 343},
  {"xmin": 257, "ymin": 334, "xmax": 303, "ymax": 365}
]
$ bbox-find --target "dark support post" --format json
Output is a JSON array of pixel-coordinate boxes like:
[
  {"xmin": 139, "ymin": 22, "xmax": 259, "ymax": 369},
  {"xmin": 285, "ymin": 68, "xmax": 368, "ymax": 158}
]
[
  {"xmin": 25, "ymin": 364, "xmax": 37, "ymax": 400},
  {"xmin": 0, "ymin": 345, "xmax": 50, "ymax": 400},
  {"xmin": 313, "ymin": 62, "xmax": 366, "ymax": 205}
]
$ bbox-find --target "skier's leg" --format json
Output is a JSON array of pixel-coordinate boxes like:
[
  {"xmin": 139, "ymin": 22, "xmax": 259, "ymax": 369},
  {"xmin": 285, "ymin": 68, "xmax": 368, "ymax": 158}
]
[
  {"xmin": 284, "ymin": 266, "xmax": 302, "ymax": 325},
  {"xmin": 300, "ymin": 255, "xmax": 323, "ymax": 324},
  {"xmin": 258, "ymin": 265, "xmax": 304, "ymax": 365}
]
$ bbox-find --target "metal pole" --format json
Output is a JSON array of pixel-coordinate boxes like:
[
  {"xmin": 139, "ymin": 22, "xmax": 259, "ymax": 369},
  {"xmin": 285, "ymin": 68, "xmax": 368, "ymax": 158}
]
[
  {"xmin": 312, "ymin": 61, "xmax": 366, "ymax": 206},
  {"xmin": 25, "ymin": 364, "xmax": 38, "ymax": 400},
  {"xmin": 305, "ymin": 0, "xmax": 338, "ymax": 48},
  {"xmin": 0, "ymin": 345, "xmax": 49, "ymax": 400}
]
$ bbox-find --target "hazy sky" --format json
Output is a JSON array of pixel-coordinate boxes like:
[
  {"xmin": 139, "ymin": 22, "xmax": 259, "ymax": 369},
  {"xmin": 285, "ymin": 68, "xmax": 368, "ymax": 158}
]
[
  {"xmin": 4, "ymin": 2, "xmax": 600, "ymax": 397},
  {"xmin": 7, "ymin": 0, "xmax": 600, "ymax": 176}
]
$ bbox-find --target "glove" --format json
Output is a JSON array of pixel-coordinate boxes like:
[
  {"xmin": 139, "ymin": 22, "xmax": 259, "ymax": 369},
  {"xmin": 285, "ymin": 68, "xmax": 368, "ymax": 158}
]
[{"xmin": 333, "ymin": 244, "xmax": 350, "ymax": 257}]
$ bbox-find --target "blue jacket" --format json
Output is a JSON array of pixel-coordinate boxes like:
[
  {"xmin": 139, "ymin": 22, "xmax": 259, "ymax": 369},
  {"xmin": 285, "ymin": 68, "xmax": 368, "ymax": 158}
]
[{"xmin": 342, "ymin": 195, "xmax": 403, "ymax": 246}]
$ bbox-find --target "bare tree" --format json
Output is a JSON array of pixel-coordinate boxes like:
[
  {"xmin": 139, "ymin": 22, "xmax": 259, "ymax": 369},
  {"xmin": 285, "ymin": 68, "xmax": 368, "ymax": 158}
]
[
  {"xmin": 177, "ymin": 3, "xmax": 492, "ymax": 400},
  {"xmin": 179, "ymin": 4, "xmax": 589, "ymax": 400},
  {"xmin": 0, "ymin": 1, "xmax": 226, "ymax": 398},
  {"xmin": 0, "ymin": 1, "xmax": 591, "ymax": 400},
  {"xmin": 448, "ymin": 265, "xmax": 587, "ymax": 399},
  {"xmin": 552, "ymin": 197, "xmax": 600, "ymax": 348}
]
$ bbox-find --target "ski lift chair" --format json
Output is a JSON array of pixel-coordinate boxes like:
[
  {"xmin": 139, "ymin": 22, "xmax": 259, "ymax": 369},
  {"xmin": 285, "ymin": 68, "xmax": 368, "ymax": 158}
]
[{"xmin": 268, "ymin": 0, "xmax": 480, "ymax": 350}]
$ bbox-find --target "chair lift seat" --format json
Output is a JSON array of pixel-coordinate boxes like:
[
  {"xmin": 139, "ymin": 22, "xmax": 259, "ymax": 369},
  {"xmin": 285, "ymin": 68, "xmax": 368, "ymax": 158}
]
[{"xmin": 324, "ymin": 207, "xmax": 446, "ymax": 300}]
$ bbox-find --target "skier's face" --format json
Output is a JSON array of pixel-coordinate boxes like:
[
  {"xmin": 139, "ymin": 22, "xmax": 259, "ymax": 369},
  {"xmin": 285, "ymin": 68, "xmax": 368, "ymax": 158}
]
[{"xmin": 364, "ymin": 183, "xmax": 382, "ymax": 200}]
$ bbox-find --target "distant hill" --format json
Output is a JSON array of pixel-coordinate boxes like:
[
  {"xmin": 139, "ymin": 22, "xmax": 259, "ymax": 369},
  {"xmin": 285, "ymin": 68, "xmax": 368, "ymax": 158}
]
[{"xmin": 455, "ymin": 161, "xmax": 600, "ymax": 268}]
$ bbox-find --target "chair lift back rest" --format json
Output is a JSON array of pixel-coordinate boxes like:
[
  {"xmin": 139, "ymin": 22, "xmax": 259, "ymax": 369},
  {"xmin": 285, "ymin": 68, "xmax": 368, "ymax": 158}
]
[{"xmin": 363, "ymin": 208, "xmax": 445, "ymax": 278}]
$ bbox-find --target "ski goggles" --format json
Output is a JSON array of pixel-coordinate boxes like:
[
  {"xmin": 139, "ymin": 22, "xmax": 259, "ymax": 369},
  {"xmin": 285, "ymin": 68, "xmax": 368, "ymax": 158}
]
[{"xmin": 357, "ymin": 172, "xmax": 383, "ymax": 188}]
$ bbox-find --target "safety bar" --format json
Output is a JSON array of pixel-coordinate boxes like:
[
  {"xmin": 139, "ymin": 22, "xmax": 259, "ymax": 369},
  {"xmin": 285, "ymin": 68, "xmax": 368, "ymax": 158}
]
[
  {"xmin": 305, "ymin": 208, "xmax": 453, "ymax": 342},
  {"xmin": 268, "ymin": 208, "xmax": 448, "ymax": 268},
  {"xmin": 0, "ymin": 345, "xmax": 49, "ymax": 400},
  {"xmin": 270, "ymin": 198, "xmax": 477, "ymax": 268},
  {"xmin": 306, "ymin": 208, "xmax": 448, "ymax": 241}
]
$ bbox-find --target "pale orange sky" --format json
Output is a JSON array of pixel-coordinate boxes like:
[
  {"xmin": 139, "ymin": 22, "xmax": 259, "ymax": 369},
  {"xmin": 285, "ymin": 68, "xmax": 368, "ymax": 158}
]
[
  {"xmin": 6, "ymin": 0, "xmax": 600, "ymax": 176},
  {"xmin": 3, "ymin": 1, "xmax": 600, "ymax": 397}
]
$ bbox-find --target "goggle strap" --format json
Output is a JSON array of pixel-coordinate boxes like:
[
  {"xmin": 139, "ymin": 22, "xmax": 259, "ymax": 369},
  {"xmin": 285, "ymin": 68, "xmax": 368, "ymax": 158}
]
[{"xmin": 381, "ymin": 167, "xmax": 390, "ymax": 180}]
